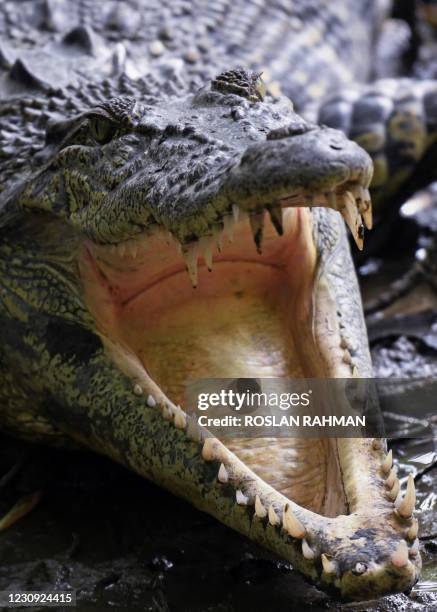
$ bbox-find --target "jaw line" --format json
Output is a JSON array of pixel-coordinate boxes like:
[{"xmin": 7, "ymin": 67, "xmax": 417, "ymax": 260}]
[{"xmin": 77, "ymin": 202, "xmax": 419, "ymax": 600}]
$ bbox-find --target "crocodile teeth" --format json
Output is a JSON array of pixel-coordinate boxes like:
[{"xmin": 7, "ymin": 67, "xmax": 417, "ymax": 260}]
[
  {"xmin": 391, "ymin": 540, "xmax": 409, "ymax": 568},
  {"xmin": 267, "ymin": 203, "xmax": 283, "ymax": 236},
  {"xmin": 117, "ymin": 242, "xmax": 127, "ymax": 257},
  {"xmin": 202, "ymin": 437, "xmax": 219, "ymax": 461},
  {"xmin": 200, "ymin": 236, "xmax": 214, "ymax": 271},
  {"xmin": 341, "ymin": 191, "xmax": 364, "ymax": 250},
  {"xmin": 388, "ymin": 478, "xmax": 400, "ymax": 501},
  {"xmin": 182, "ymin": 242, "xmax": 199, "ymax": 288},
  {"xmin": 133, "ymin": 384, "xmax": 143, "ymax": 396},
  {"xmin": 396, "ymin": 474, "xmax": 416, "ymax": 518},
  {"xmin": 382, "ymin": 449, "xmax": 393, "ymax": 474},
  {"xmin": 255, "ymin": 495, "xmax": 267, "ymax": 518},
  {"xmin": 302, "ymin": 539, "xmax": 315, "ymax": 560},
  {"xmin": 321, "ymin": 553, "xmax": 337, "ymax": 575},
  {"xmin": 407, "ymin": 518, "xmax": 419, "ymax": 540},
  {"xmin": 218, "ymin": 463, "xmax": 229, "ymax": 483},
  {"xmin": 232, "ymin": 204, "xmax": 240, "ymax": 223},
  {"xmin": 358, "ymin": 187, "xmax": 373, "ymax": 230},
  {"xmin": 161, "ymin": 404, "xmax": 173, "ymax": 420},
  {"xmin": 283, "ymin": 504, "xmax": 306, "ymax": 538},
  {"xmin": 249, "ymin": 211, "xmax": 265, "ymax": 254},
  {"xmin": 268, "ymin": 505, "xmax": 280, "ymax": 526},
  {"xmin": 223, "ymin": 215, "xmax": 234, "ymax": 241},
  {"xmin": 147, "ymin": 394, "xmax": 156, "ymax": 408},
  {"xmin": 173, "ymin": 406, "xmax": 186, "ymax": 429},
  {"xmin": 386, "ymin": 467, "xmax": 397, "ymax": 489},
  {"xmin": 236, "ymin": 489, "xmax": 249, "ymax": 505},
  {"xmin": 410, "ymin": 539, "xmax": 420, "ymax": 556}
]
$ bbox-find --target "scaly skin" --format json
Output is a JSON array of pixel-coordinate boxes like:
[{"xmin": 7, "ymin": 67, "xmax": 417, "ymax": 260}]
[{"xmin": 0, "ymin": 0, "xmax": 427, "ymax": 601}]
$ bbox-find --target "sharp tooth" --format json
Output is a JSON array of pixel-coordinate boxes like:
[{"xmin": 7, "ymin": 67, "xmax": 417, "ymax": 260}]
[
  {"xmin": 223, "ymin": 215, "xmax": 234, "ymax": 241},
  {"xmin": 396, "ymin": 474, "xmax": 416, "ymax": 518},
  {"xmin": 236, "ymin": 489, "xmax": 249, "ymax": 505},
  {"xmin": 268, "ymin": 505, "xmax": 280, "ymax": 526},
  {"xmin": 255, "ymin": 495, "xmax": 267, "ymax": 518},
  {"xmin": 410, "ymin": 539, "xmax": 420, "ymax": 556},
  {"xmin": 325, "ymin": 191, "xmax": 337, "ymax": 210},
  {"xmin": 321, "ymin": 553, "xmax": 337, "ymax": 575},
  {"xmin": 173, "ymin": 406, "xmax": 186, "ymax": 429},
  {"xmin": 147, "ymin": 394, "xmax": 156, "ymax": 408},
  {"xmin": 391, "ymin": 540, "xmax": 409, "ymax": 568},
  {"xmin": 283, "ymin": 504, "xmax": 306, "ymax": 538},
  {"xmin": 232, "ymin": 204, "xmax": 240, "ymax": 223},
  {"xmin": 200, "ymin": 235, "xmax": 214, "ymax": 271},
  {"xmin": 386, "ymin": 467, "xmax": 397, "ymax": 489},
  {"xmin": 302, "ymin": 539, "xmax": 315, "ymax": 560},
  {"xmin": 382, "ymin": 449, "xmax": 393, "ymax": 474},
  {"xmin": 267, "ymin": 203, "xmax": 284, "ymax": 236},
  {"xmin": 182, "ymin": 242, "xmax": 199, "ymax": 288},
  {"xmin": 360, "ymin": 202, "xmax": 373, "ymax": 231},
  {"xmin": 341, "ymin": 191, "xmax": 364, "ymax": 250},
  {"xmin": 388, "ymin": 478, "xmax": 400, "ymax": 501},
  {"xmin": 117, "ymin": 242, "xmax": 127, "ymax": 257},
  {"xmin": 357, "ymin": 186, "xmax": 373, "ymax": 230},
  {"xmin": 161, "ymin": 404, "xmax": 173, "ymax": 420},
  {"xmin": 407, "ymin": 518, "xmax": 419, "ymax": 540},
  {"xmin": 249, "ymin": 211, "xmax": 265, "ymax": 254},
  {"xmin": 218, "ymin": 463, "xmax": 229, "ymax": 483},
  {"xmin": 202, "ymin": 437, "xmax": 218, "ymax": 461},
  {"xmin": 133, "ymin": 384, "xmax": 143, "ymax": 396}
]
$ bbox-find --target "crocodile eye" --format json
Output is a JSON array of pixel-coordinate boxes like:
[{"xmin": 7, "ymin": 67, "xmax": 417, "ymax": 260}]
[{"xmin": 89, "ymin": 117, "xmax": 117, "ymax": 144}]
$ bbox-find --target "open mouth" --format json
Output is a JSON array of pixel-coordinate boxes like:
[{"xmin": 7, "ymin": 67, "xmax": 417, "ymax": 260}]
[
  {"xmin": 77, "ymin": 181, "xmax": 419, "ymax": 599},
  {"xmin": 80, "ymin": 186, "xmax": 368, "ymax": 518}
]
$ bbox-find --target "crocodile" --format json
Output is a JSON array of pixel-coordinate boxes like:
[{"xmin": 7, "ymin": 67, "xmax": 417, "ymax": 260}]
[{"xmin": 0, "ymin": 0, "xmax": 435, "ymax": 602}]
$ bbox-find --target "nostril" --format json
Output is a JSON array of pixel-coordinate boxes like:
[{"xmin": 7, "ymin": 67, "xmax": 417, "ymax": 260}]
[
  {"xmin": 329, "ymin": 143, "xmax": 343, "ymax": 150},
  {"xmin": 352, "ymin": 562, "xmax": 367, "ymax": 575}
]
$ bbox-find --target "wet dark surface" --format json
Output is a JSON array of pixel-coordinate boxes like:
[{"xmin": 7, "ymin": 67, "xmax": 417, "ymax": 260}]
[
  {"xmin": 1, "ymin": 196, "xmax": 437, "ymax": 611},
  {"xmin": 0, "ymin": 431, "xmax": 436, "ymax": 612}
]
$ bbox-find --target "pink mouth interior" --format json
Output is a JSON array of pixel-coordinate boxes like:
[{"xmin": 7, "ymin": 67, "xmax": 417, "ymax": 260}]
[{"xmin": 79, "ymin": 207, "xmax": 346, "ymax": 514}]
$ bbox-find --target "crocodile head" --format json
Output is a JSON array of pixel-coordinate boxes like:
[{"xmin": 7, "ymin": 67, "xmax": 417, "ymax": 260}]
[{"xmin": 6, "ymin": 71, "xmax": 420, "ymax": 600}]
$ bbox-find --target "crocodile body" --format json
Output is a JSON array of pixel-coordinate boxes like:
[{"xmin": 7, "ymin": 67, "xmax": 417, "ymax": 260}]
[{"xmin": 1, "ymin": 0, "xmax": 435, "ymax": 601}]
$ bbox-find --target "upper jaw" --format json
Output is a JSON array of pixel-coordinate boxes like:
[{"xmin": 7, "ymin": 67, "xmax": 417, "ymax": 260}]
[{"xmin": 82, "ymin": 124, "xmax": 373, "ymax": 253}]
